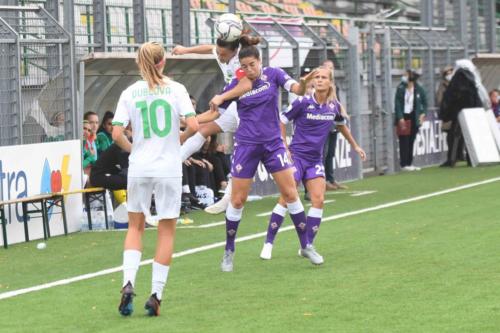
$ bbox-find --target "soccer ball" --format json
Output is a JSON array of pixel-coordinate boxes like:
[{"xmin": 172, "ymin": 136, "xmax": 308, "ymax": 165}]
[{"xmin": 215, "ymin": 13, "xmax": 243, "ymax": 42}]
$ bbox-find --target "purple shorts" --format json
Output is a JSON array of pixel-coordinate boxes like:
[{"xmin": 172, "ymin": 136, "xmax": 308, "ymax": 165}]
[
  {"xmin": 231, "ymin": 140, "xmax": 292, "ymax": 179},
  {"xmin": 292, "ymin": 155, "xmax": 325, "ymax": 184}
]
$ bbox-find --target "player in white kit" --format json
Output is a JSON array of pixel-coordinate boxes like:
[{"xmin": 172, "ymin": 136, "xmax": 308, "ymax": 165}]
[
  {"xmin": 172, "ymin": 38, "xmax": 251, "ymax": 214},
  {"xmin": 113, "ymin": 42, "xmax": 199, "ymax": 317}
]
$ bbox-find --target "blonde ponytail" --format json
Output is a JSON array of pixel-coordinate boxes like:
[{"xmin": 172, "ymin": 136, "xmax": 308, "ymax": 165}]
[{"xmin": 136, "ymin": 42, "xmax": 167, "ymax": 90}]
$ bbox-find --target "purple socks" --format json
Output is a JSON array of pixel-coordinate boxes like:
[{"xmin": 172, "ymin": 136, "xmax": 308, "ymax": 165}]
[
  {"xmin": 265, "ymin": 204, "xmax": 287, "ymax": 244},
  {"xmin": 225, "ymin": 203, "xmax": 243, "ymax": 252}
]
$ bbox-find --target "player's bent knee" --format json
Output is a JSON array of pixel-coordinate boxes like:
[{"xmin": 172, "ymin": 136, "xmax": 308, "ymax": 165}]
[
  {"xmin": 231, "ymin": 197, "xmax": 246, "ymax": 208},
  {"xmin": 310, "ymin": 194, "xmax": 324, "ymax": 207},
  {"xmin": 281, "ymin": 189, "xmax": 299, "ymax": 203},
  {"xmin": 310, "ymin": 200, "xmax": 324, "ymax": 209}
]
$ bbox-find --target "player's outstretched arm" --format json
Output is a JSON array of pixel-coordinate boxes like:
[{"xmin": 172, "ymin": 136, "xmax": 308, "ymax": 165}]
[
  {"xmin": 172, "ymin": 44, "xmax": 214, "ymax": 55},
  {"xmin": 196, "ymin": 109, "xmax": 221, "ymax": 124},
  {"xmin": 210, "ymin": 76, "xmax": 252, "ymax": 110},
  {"xmin": 180, "ymin": 114, "xmax": 199, "ymax": 144},
  {"xmin": 112, "ymin": 125, "xmax": 132, "ymax": 153},
  {"xmin": 289, "ymin": 69, "xmax": 318, "ymax": 96},
  {"xmin": 337, "ymin": 124, "xmax": 367, "ymax": 161}
]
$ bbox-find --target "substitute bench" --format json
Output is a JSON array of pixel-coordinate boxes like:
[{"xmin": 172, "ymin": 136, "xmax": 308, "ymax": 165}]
[{"xmin": 1, "ymin": 187, "xmax": 109, "ymax": 249}]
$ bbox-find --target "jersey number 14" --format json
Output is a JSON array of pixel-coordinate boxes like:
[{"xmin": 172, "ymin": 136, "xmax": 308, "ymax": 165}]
[{"xmin": 136, "ymin": 99, "xmax": 172, "ymax": 138}]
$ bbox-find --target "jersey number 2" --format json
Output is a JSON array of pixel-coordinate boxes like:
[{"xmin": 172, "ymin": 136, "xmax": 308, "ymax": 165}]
[{"xmin": 136, "ymin": 99, "xmax": 172, "ymax": 138}]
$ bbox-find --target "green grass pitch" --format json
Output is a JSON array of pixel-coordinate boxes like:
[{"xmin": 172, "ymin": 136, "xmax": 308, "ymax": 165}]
[{"xmin": 1, "ymin": 163, "xmax": 499, "ymax": 332}]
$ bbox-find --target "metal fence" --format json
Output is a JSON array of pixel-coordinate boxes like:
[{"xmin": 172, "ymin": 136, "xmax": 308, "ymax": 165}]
[
  {"xmin": 12, "ymin": 1, "xmax": 500, "ymax": 57},
  {"xmin": 307, "ymin": 21, "xmax": 363, "ymax": 179},
  {"xmin": 357, "ymin": 26, "xmax": 467, "ymax": 174},
  {"xmin": 0, "ymin": 1, "xmax": 497, "ymax": 185},
  {"xmin": 0, "ymin": 5, "xmax": 75, "ymax": 146}
]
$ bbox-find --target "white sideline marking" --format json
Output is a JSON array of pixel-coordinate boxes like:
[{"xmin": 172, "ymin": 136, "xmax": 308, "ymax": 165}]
[
  {"xmin": 256, "ymin": 211, "xmax": 273, "ymax": 217},
  {"xmin": 177, "ymin": 221, "xmax": 226, "ymax": 229},
  {"xmin": 325, "ymin": 190, "xmax": 377, "ymax": 197},
  {"xmin": 1, "ymin": 176, "xmax": 499, "ymax": 301},
  {"xmin": 325, "ymin": 190, "xmax": 357, "ymax": 195},
  {"xmin": 307, "ymin": 199, "xmax": 335, "ymax": 207},
  {"xmin": 350, "ymin": 190, "xmax": 377, "ymax": 197}
]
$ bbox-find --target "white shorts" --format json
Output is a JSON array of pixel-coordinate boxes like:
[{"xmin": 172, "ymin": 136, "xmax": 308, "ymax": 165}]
[
  {"xmin": 215, "ymin": 102, "xmax": 239, "ymax": 133},
  {"xmin": 127, "ymin": 177, "xmax": 182, "ymax": 220}
]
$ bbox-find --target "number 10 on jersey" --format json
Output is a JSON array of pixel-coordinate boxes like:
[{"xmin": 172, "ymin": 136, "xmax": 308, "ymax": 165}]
[{"xmin": 136, "ymin": 99, "xmax": 172, "ymax": 138}]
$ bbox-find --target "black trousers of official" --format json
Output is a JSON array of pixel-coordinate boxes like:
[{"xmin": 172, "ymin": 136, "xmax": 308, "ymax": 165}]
[
  {"xmin": 446, "ymin": 120, "xmax": 467, "ymax": 166},
  {"xmin": 323, "ymin": 131, "xmax": 338, "ymax": 183},
  {"xmin": 398, "ymin": 129, "xmax": 418, "ymax": 168}
]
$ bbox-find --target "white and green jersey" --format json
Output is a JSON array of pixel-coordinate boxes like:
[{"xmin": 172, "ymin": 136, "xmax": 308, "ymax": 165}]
[
  {"xmin": 212, "ymin": 46, "xmax": 240, "ymax": 84},
  {"xmin": 112, "ymin": 79, "xmax": 196, "ymax": 178}
]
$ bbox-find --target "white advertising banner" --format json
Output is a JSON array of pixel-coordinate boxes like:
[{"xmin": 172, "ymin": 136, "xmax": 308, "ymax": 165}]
[
  {"xmin": 485, "ymin": 109, "xmax": 500, "ymax": 152},
  {"xmin": 0, "ymin": 140, "xmax": 83, "ymax": 246},
  {"xmin": 413, "ymin": 111, "xmax": 449, "ymax": 166},
  {"xmin": 459, "ymin": 108, "xmax": 500, "ymax": 166}
]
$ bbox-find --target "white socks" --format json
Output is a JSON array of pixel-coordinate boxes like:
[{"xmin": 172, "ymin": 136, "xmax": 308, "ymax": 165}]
[
  {"xmin": 308, "ymin": 207, "xmax": 323, "ymax": 218},
  {"xmin": 273, "ymin": 203, "xmax": 288, "ymax": 217},
  {"xmin": 122, "ymin": 249, "xmax": 142, "ymax": 287},
  {"xmin": 287, "ymin": 199, "xmax": 305, "ymax": 215},
  {"xmin": 180, "ymin": 132, "xmax": 206, "ymax": 161},
  {"xmin": 226, "ymin": 202, "xmax": 243, "ymax": 221},
  {"xmin": 182, "ymin": 185, "xmax": 190, "ymax": 193},
  {"xmin": 123, "ymin": 251, "xmax": 171, "ymax": 300},
  {"xmin": 151, "ymin": 261, "xmax": 170, "ymax": 300}
]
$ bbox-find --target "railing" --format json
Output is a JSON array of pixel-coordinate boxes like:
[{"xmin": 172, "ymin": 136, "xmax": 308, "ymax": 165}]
[{"xmin": 70, "ymin": 2, "xmax": 420, "ymax": 55}]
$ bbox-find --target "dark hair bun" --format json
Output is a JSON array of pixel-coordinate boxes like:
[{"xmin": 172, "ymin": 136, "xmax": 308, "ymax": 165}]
[{"xmin": 239, "ymin": 35, "xmax": 261, "ymax": 47}]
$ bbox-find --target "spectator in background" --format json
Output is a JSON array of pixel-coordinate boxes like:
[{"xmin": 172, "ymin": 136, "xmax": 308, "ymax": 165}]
[
  {"xmin": 179, "ymin": 95, "xmax": 209, "ymax": 211},
  {"xmin": 195, "ymin": 134, "xmax": 229, "ymax": 198},
  {"xmin": 84, "ymin": 111, "xmax": 99, "ymax": 138},
  {"xmin": 436, "ymin": 66, "xmax": 453, "ymax": 108},
  {"xmin": 82, "ymin": 120, "xmax": 98, "ymax": 184},
  {"xmin": 214, "ymin": 141, "xmax": 231, "ymax": 182},
  {"xmin": 490, "ymin": 89, "xmax": 500, "ymax": 123},
  {"xmin": 436, "ymin": 66, "xmax": 454, "ymax": 164},
  {"xmin": 394, "ymin": 70, "xmax": 427, "ymax": 171},
  {"xmin": 46, "ymin": 111, "xmax": 65, "ymax": 142},
  {"xmin": 181, "ymin": 159, "xmax": 207, "ymax": 211},
  {"xmin": 96, "ymin": 111, "xmax": 114, "ymax": 154},
  {"xmin": 182, "ymin": 135, "xmax": 230, "ymax": 208},
  {"xmin": 182, "ymin": 153, "xmax": 212, "ymax": 209},
  {"xmin": 440, "ymin": 59, "xmax": 490, "ymax": 167},
  {"xmin": 50, "ymin": 111, "xmax": 65, "ymax": 127},
  {"xmin": 83, "ymin": 111, "xmax": 100, "ymax": 175},
  {"xmin": 89, "ymin": 125, "xmax": 131, "ymax": 191}
]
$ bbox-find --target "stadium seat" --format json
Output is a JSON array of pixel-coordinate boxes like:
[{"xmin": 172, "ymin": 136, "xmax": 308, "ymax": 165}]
[
  {"xmin": 204, "ymin": 0, "xmax": 217, "ymax": 10},
  {"xmin": 283, "ymin": 4, "xmax": 300, "ymax": 15},
  {"xmin": 258, "ymin": 3, "xmax": 277, "ymax": 14},
  {"xmin": 190, "ymin": 0, "xmax": 201, "ymax": 9},
  {"xmin": 236, "ymin": 2, "xmax": 254, "ymax": 13}
]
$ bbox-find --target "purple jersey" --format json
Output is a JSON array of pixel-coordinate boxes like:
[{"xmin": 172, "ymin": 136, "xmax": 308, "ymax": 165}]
[
  {"xmin": 221, "ymin": 67, "xmax": 296, "ymax": 144},
  {"xmin": 281, "ymin": 95, "xmax": 345, "ymax": 162}
]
